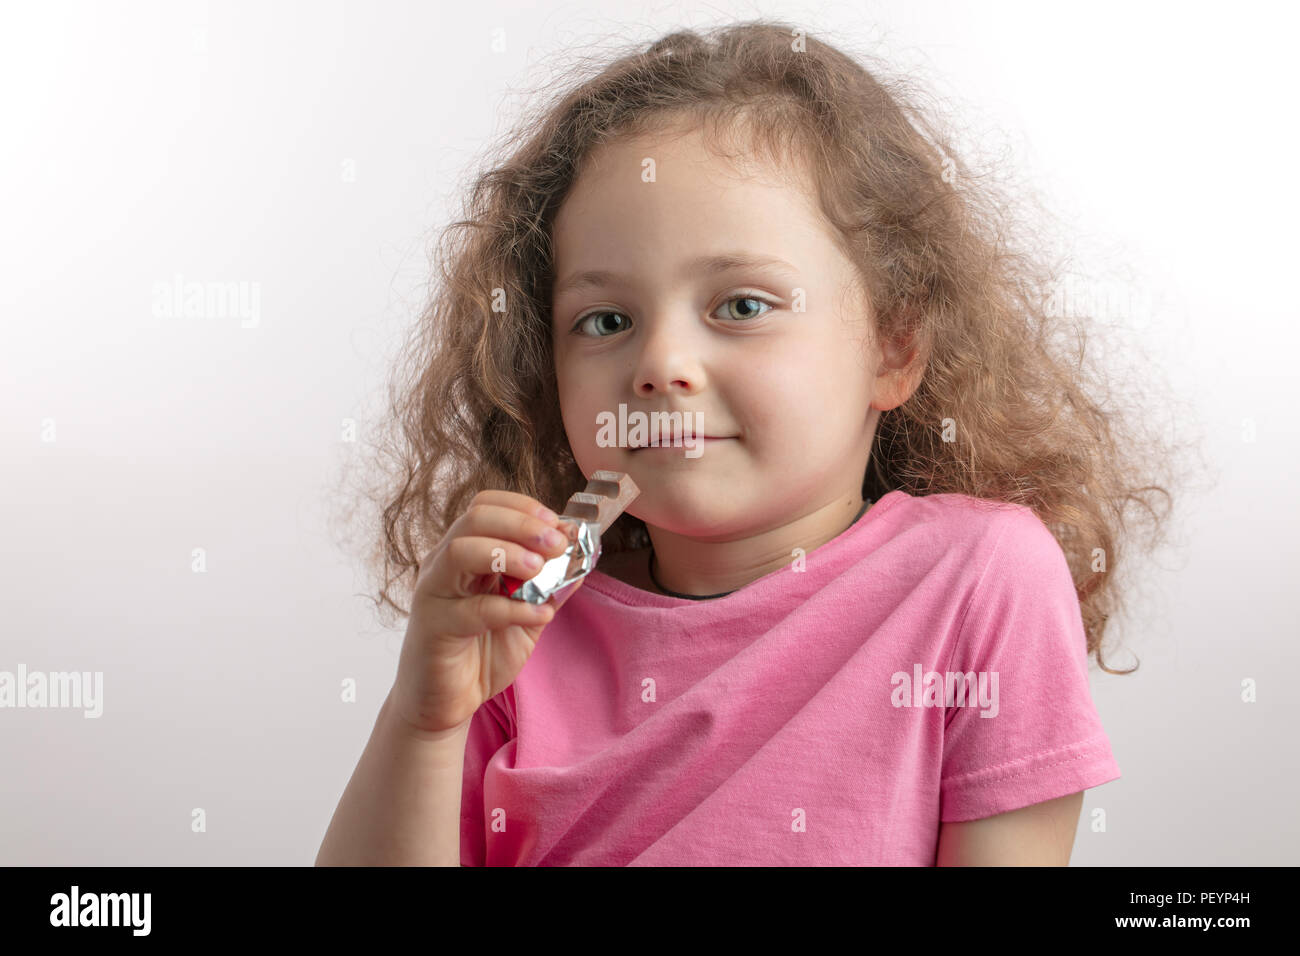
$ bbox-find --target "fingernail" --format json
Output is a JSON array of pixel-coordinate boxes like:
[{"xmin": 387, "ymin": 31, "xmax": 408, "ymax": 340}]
[
  {"xmin": 524, "ymin": 552, "xmax": 543, "ymax": 568},
  {"xmin": 537, "ymin": 507, "xmax": 559, "ymax": 523}
]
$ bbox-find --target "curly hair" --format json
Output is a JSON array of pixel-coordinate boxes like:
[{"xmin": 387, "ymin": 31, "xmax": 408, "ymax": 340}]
[{"xmin": 334, "ymin": 20, "xmax": 1204, "ymax": 675}]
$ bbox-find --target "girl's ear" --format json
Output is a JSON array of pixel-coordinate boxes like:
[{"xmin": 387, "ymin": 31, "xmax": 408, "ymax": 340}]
[{"xmin": 873, "ymin": 319, "xmax": 928, "ymax": 411}]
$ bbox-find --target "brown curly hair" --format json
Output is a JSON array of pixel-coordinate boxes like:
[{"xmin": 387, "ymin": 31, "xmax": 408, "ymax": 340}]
[{"xmin": 332, "ymin": 20, "xmax": 1206, "ymax": 676}]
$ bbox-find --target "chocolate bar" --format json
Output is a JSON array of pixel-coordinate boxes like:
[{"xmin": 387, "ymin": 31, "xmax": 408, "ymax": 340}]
[{"xmin": 497, "ymin": 471, "xmax": 640, "ymax": 606}]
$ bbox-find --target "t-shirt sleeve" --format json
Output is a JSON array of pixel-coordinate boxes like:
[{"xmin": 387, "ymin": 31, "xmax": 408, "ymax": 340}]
[
  {"xmin": 459, "ymin": 691, "xmax": 513, "ymax": 866},
  {"xmin": 939, "ymin": 505, "xmax": 1121, "ymax": 822}
]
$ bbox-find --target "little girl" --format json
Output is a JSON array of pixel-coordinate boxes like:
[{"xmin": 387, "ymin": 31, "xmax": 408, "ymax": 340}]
[{"xmin": 318, "ymin": 21, "xmax": 1177, "ymax": 867}]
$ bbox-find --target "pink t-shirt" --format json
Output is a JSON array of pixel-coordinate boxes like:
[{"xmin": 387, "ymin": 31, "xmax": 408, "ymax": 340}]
[{"xmin": 459, "ymin": 489, "xmax": 1121, "ymax": 865}]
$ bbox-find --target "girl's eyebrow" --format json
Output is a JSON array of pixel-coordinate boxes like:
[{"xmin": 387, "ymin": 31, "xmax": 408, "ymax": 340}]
[{"xmin": 554, "ymin": 252, "xmax": 800, "ymax": 298}]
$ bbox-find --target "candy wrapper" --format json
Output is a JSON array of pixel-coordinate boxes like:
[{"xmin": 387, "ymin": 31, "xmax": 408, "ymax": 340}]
[{"xmin": 496, "ymin": 470, "xmax": 640, "ymax": 607}]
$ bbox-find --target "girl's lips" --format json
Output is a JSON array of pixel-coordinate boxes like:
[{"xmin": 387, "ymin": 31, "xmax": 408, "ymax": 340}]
[{"xmin": 631, "ymin": 436, "xmax": 735, "ymax": 451}]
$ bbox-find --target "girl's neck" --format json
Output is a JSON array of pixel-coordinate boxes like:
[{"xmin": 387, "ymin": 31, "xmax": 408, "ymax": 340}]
[{"xmin": 638, "ymin": 494, "xmax": 869, "ymax": 598}]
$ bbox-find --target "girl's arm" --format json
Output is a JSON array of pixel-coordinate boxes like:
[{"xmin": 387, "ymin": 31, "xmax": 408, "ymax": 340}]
[
  {"xmin": 935, "ymin": 791, "xmax": 1084, "ymax": 866},
  {"xmin": 316, "ymin": 687, "xmax": 469, "ymax": 866}
]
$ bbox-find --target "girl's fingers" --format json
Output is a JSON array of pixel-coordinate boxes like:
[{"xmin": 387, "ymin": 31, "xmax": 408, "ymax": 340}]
[
  {"xmin": 431, "ymin": 589, "xmax": 555, "ymax": 637},
  {"xmin": 466, "ymin": 489, "xmax": 559, "ymax": 523},
  {"xmin": 453, "ymin": 503, "xmax": 572, "ymax": 560},
  {"xmin": 419, "ymin": 535, "xmax": 555, "ymax": 602},
  {"xmin": 409, "ymin": 490, "xmax": 573, "ymax": 614}
]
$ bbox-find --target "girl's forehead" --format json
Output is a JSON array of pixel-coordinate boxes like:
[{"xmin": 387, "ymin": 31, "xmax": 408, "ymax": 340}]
[
  {"xmin": 575, "ymin": 117, "xmax": 814, "ymax": 192},
  {"xmin": 556, "ymin": 160, "xmax": 820, "ymax": 249}
]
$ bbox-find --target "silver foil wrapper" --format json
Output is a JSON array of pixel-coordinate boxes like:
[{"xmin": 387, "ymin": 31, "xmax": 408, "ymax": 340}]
[
  {"xmin": 498, "ymin": 471, "xmax": 638, "ymax": 607},
  {"xmin": 503, "ymin": 516, "xmax": 602, "ymax": 606}
]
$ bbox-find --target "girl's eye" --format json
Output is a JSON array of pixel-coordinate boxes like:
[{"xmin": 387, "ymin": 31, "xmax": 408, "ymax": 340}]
[
  {"xmin": 572, "ymin": 295, "xmax": 774, "ymax": 336},
  {"xmin": 574, "ymin": 311, "xmax": 632, "ymax": 337},
  {"xmin": 716, "ymin": 295, "xmax": 773, "ymax": 322}
]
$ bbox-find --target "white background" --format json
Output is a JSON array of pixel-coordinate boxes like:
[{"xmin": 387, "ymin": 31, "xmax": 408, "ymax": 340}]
[{"xmin": 2, "ymin": 0, "xmax": 1296, "ymax": 865}]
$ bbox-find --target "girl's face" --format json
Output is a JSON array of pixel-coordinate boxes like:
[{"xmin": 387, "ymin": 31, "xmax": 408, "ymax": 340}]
[{"xmin": 550, "ymin": 122, "xmax": 912, "ymax": 541}]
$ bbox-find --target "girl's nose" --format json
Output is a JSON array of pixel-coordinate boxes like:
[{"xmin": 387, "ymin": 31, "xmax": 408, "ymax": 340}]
[{"xmin": 632, "ymin": 317, "xmax": 707, "ymax": 396}]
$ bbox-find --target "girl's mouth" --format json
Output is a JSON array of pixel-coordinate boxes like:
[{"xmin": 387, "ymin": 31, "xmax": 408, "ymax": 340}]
[{"xmin": 631, "ymin": 436, "xmax": 735, "ymax": 451}]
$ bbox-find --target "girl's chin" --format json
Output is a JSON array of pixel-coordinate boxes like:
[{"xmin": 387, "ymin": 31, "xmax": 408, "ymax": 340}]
[{"xmin": 627, "ymin": 496, "xmax": 755, "ymax": 537}]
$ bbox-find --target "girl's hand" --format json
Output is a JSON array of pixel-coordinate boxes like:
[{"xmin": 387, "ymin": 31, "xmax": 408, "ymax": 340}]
[{"xmin": 391, "ymin": 490, "xmax": 577, "ymax": 737}]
